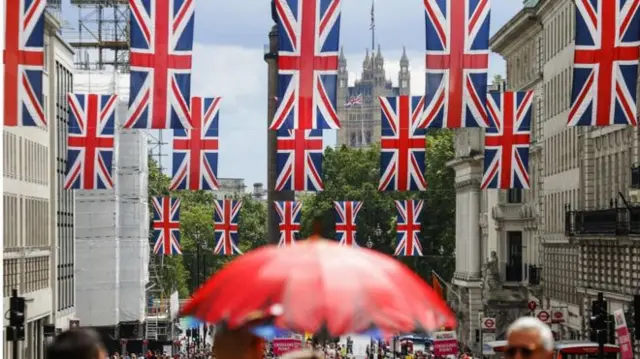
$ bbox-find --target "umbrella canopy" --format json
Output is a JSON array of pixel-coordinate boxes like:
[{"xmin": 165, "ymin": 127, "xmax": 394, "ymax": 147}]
[{"xmin": 181, "ymin": 236, "xmax": 455, "ymax": 337}]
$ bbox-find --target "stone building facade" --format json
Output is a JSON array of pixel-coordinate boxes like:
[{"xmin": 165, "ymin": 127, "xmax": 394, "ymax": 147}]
[
  {"xmin": 450, "ymin": 0, "xmax": 640, "ymax": 351},
  {"xmin": 3, "ymin": 8, "xmax": 77, "ymax": 359},
  {"xmin": 336, "ymin": 46, "xmax": 410, "ymax": 148}
]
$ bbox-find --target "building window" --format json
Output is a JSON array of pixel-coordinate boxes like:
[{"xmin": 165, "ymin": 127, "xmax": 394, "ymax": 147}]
[
  {"xmin": 507, "ymin": 189, "xmax": 523, "ymax": 203},
  {"xmin": 3, "ymin": 194, "xmax": 19, "ymax": 249},
  {"xmin": 23, "ymin": 256, "xmax": 49, "ymax": 293},
  {"xmin": 506, "ymin": 231, "xmax": 523, "ymax": 282},
  {"xmin": 4, "ymin": 258, "xmax": 20, "ymax": 297}
]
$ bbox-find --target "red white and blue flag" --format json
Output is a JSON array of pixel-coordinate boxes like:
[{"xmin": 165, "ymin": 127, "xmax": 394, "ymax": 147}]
[
  {"xmin": 214, "ymin": 199, "xmax": 243, "ymax": 256},
  {"xmin": 274, "ymin": 201, "xmax": 302, "ymax": 248},
  {"xmin": 569, "ymin": 0, "xmax": 640, "ymax": 126},
  {"xmin": 4, "ymin": 0, "xmax": 46, "ymax": 127},
  {"xmin": 65, "ymin": 93, "xmax": 117, "ymax": 190},
  {"xmin": 344, "ymin": 94, "xmax": 363, "ymax": 107},
  {"xmin": 379, "ymin": 96, "xmax": 427, "ymax": 192},
  {"xmin": 420, "ymin": 0, "xmax": 491, "ymax": 129},
  {"xmin": 125, "ymin": 0, "xmax": 194, "ymax": 129},
  {"xmin": 270, "ymin": 0, "xmax": 342, "ymax": 130},
  {"xmin": 276, "ymin": 129, "xmax": 324, "ymax": 191},
  {"xmin": 481, "ymin": 91, "xmax": 533, "ymax": 189},
  {"xmin": 334, "ymin": 201, "xmax": 363, "ymax": 247},
  {"xmin": 394, "ymin": 200, "xmax": 424, "ymax": 257},
  {"xmin": 170, "ymin": 97, "xmax": 220, "ymax": 191},
  {"xmin": 152, "ymin": 196, "xmax": 182, "ymax": 255}
]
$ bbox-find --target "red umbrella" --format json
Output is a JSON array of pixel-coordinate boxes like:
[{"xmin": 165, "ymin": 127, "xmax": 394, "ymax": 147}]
[{"xmin": 181, "ymin": 236, "xmax": 455, "ymax": 336}]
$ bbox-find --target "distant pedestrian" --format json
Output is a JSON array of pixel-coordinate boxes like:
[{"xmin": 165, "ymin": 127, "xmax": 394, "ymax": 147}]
[{"xmin": 46, "ymin": 327, "xmax": 107, "ymax": 359}]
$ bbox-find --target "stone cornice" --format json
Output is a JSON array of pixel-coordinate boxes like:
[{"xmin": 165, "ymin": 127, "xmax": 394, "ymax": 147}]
[
  {"xmin": 454, "ymin": 178, "xmax": 481, "ymax": 190},
  {"xmin": 446, "ymin": 155, "xmax": 483, "ymax": 170},
  {"xmin": 490, "ymin": 8, "xmax": 540, "ymax": 56}
]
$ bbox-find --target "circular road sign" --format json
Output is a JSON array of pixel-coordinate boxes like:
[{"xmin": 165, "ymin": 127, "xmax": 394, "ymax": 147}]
[
  {"xmin": 537, "ymin": 310, "xmax": 550, "ymax": 322},
  {"xmin": 553, "ymin": 311, "xmax": 564, "ymax": 320},
  {"xmin": 528, "ymin": 301, "xmax": 537, "ymax": 311},
  {"xmin": 484, "ymin": 318, "xmax": 495, "ymax": 329}
]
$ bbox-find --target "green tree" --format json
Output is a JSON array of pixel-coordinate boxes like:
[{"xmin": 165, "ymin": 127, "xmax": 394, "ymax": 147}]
[{"xmin": 300, "ymin": 130, "xmax": 456, "ymax": 281}]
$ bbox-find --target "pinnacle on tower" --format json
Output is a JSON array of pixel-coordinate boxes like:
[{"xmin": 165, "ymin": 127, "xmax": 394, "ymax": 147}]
[
  {"xmin": 400, "ymin": 46, "xmax": 409, "ymax": 64},
  {"xmin": 363, "ymin": 48, "xmax": 371, "ymax": 68},
  {"xmin": 376, "ymin": 44, "xmax": 383, "ymax": 60},
  {"xmin": 339, "ymin": 46, "xmax": 347, "ymax": 66}
]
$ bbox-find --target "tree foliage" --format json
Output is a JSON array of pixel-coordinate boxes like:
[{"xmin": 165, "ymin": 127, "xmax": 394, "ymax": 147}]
[
  {"xmin": 148, "ymin": 159, "xmax": 267, "ymax": 298},
  {"xmin": 300, "ymin": 130, "xmax": 456, "ymax": 281}
]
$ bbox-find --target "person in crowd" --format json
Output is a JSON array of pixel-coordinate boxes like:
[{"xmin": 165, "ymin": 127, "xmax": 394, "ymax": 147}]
[
  {"xmin": 505, "ymin": 317, "xmax": 554, "ymax": 359},
  {"xmin": 46, "ymin": 327, "xmax": 107, "ymax": 359}
]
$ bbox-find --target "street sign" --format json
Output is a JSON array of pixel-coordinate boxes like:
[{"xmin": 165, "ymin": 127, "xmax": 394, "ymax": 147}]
[
  {"xmin": 536, "ymin": 309, "xmax": 551, "ymax": 324},
  {"xmin": 482, "ymin": 318, "xmax": 496, "ymax": 331},
  {"xmin": 551, "ymin": 309, "xmax": 566, "ymax": 324},
  {"xmin": 528, "ymin": 301, "xmax": 537, "ymax": 311}
]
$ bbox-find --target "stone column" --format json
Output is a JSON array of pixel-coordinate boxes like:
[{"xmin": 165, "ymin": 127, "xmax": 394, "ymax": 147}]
[{"xmin": 265, "ymin": 16, "xmax": 294, "ymax": 244}]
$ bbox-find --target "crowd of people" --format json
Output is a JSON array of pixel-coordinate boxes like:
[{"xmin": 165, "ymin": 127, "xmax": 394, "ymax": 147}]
[{"xmin": 46, "ymin": 317, "xmax": 553, "ymax": 359}]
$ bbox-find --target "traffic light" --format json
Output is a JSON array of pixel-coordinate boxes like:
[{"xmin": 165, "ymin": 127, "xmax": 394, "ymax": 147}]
[
  {"xmin": 186, "ymin": 328, "xmax": 192, "ymax": 337},
  {"xmin": 589, "ymin": 293, "xmax": 607, "ymax": 343},
  {"xmin": 9, "ymin": 294, "xmax": 25, "ymax": 327}
]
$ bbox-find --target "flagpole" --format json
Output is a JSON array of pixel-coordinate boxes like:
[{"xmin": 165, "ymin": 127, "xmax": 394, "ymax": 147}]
[
  {"xmin": 370, "ymin": 0, "xmax": 375, "ymax": 51},
  {"xmin": 431, "ymin": 270, "xmax": 461, "ymax": 302}
]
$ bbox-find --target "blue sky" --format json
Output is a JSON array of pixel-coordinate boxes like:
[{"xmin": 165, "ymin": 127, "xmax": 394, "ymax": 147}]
[{"xmin": 62, "ymin": 1, "xmax": 523, "ymax": 187}]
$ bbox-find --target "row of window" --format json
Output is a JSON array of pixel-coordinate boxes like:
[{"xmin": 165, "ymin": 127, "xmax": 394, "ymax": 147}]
[
  {"xmin": 581, "ymin": 245, "xmax": 640, "ymax": 293},
  {"xmin": 545, "ymin": 188, "xmax": 580, "ymax": 233},
  {"xmin": 585, "ymin": 129, "xmax": 634, "ymax": 208},
  {"xmin": 3, "ymin": 195, "xmax": 50, "ymax": 249},
  {"xmin": 3, "ymin": 256, "xmax": 50, "ymax": 297},
  {"xmin": 542, "ymin": 245, "xmax": 579, "ymax": 305},
  {"xmin": 507, "ymin": 37, "xmax": 539, "ymax": 89},
  {"xmin": 544, "ymin": 68, "xmax": 572, "ymax": 121},
  {"xmin": 544, "ymin": 127, "xmax": 579, "ymax": 176},
  {"xmin": 24, "ymin": 197, "xmax": 49, "ymax": 247},
  {"xmin": 3, "ymin": 133, "xmax": 49, "ymax": 185},
  {"xmin": 544, "ymin": 2, "xmax": 575, "ymax": 62},
  {"xmin": 56, "ymin": 60, "xmax": 75, "ymax": 312}
]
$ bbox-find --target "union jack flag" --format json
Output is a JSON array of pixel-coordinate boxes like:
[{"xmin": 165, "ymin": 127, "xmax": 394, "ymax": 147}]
[
  {"xmin": 269, "ymin": 0, "xmax": 342, "ymax": 130},
  {"xmin": 420, "ymin": 0, "xmax": 491, "ymax": 129},
  {"xmin": 334, "ymin": 201, "xmax": 363, "ymax": 247},
  {"xmin": 125, "ymin": 0, "xmax": 194, "ymax": 129},
  {"xmin": 276, "ymin": 129, "xmax": 324, "ymax": 191},
  {"xmin": 214, "ymin": 199, "xmax": 243, "ymax": 256},
  {"xmin": 170, "ymin": 97, "xmax": 220, "ymax": 191},
  {"xmin": 152, "ymin": 196, "xmax": 182, "ymax": 255},
  {"xmin": 569, "ymin": 0, "xmax": 640, "ymax": 126},
  {"xmin": 481, "ymin": 91, "xmax": 533, "ymax": 189},
  {"xmin": 344, "ymin": 94, "xmax": 363, "ymax": 107},
  {"xmin": 64, "ymin": 93, "xmax": 117, "ymax": 190},
  {"xmin": 379, "ymin": 96, "xmax": 427, "ymax": 192},
  {"xmin": 4, "ymin": 0, "xmax": 46, "ymax": 127},
  {"xmin": 394, "ymin": 200, "xmax": 424, "ymax": 257},
  {"xmin": 274, "ymin": 201, "xmax": 302, "ymax": 248}
]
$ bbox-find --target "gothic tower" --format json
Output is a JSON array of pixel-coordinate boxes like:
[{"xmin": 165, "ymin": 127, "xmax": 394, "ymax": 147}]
[
  {"xmin": 398, "ymin": 47, "xmax": 411, "ymax": 95},
  {"xmin": 336, "ymin": 46, "xmax": 411, "ymax": 148}
]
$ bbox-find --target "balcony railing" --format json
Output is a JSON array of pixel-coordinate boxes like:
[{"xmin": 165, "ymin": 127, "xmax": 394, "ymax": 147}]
[{"xmin": 565, "ymin": 205, "xmax": 640, "ymax": 236}]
